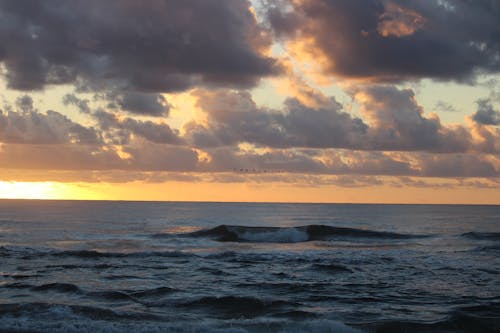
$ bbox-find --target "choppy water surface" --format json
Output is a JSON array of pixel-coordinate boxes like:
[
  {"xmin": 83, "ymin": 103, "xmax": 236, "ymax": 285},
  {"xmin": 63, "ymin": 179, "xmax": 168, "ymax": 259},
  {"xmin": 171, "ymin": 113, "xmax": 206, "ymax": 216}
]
[{"xmin": 0, "ymin": 200, "xmax": 499, "ymax": 332}]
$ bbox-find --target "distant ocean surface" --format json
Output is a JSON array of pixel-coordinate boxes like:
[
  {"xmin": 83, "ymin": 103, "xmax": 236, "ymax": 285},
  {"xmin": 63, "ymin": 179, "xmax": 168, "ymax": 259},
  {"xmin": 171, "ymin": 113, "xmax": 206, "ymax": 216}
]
[{"xmin": 0, "ymin": 200, "xmax": 499, "ymax": 333}]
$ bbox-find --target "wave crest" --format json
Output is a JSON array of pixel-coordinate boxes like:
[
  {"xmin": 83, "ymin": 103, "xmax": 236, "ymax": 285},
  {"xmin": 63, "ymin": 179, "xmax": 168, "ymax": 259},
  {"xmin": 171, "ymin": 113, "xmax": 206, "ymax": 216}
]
[{"xmin": 185, "ymin": 224, "xmax": 420, "ymax": 243}]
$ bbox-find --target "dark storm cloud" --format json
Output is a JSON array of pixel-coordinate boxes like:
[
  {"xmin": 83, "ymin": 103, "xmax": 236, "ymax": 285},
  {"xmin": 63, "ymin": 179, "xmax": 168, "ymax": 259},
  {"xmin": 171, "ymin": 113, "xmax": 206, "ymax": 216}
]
[
  {"xmin": 267, "ymin": 0, "xmax": 500, "ymax": 81},
  {"xmin": 0, "ymin": 0, "xmax": 277, "ymax": 91},
  {"xmin": 473, "ymin": 99, "xmax": 500, "ymax": 125}
]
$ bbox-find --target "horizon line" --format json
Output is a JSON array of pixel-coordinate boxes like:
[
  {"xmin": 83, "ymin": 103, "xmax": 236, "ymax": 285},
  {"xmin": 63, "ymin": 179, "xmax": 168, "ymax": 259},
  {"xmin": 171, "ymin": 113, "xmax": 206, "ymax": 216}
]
[{"xmin": 0, "ymin": 198, "xmax": 498, "ymax": 206}]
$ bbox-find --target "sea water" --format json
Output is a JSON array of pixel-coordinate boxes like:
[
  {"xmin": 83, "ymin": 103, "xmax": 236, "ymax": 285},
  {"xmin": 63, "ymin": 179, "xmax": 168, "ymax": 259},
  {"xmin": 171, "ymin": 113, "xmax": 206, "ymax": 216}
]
[{"xmin": 0, "ymin": 200, "xmax": 498, "ymax": 332}]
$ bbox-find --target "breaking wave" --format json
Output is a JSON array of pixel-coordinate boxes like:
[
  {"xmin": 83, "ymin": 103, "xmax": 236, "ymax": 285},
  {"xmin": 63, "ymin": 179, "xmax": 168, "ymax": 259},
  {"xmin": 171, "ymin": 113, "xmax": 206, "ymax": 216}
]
[{"xmin": 183, "ymin": 224, "xmax": 422, "ymax": 243}]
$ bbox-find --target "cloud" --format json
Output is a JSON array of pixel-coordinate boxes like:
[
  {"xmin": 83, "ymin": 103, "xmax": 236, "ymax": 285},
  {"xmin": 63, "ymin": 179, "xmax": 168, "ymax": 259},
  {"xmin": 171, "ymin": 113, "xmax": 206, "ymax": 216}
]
[
  {"xmin": 320, "ymin": 150, "xmax": 414, "ymax": 176},
  {"xmin": 415, "ymin": 153, "xmax": 499, "ymax": 178},
  {"xmin": 0, "ymin": 138, "xmax": 198, "ymax": 172},
  {"xmin": 96, "ymin": 91, "xmax": 171, "ymax": 116},
  {"xmin": 433, "ymin": 101, "xmax": 459, "ymax": 113},
  {"xmin": 0, "ymin": 0, "xmax": 277, "ymax": 91},
  {"xmin": 0, "ymin": 136, "xmax": 497, "ymax": 178},
  {"xmin": 186, "ymin": 89, "xmax": 368, "ymax": 149},
  {"xmin": 114, "ymin": 93, "xmax": 170, "ymax": 116},
  {"xmin": 0, "ymin": 144, "xmax": 124, "ymax": 170},
  {"xmin": 196, "ymin": 146, "xmax": 499, "ymax": 178},
  {"xmin": 377, "ymin": 2, "xmax": 426, "ymax": 38},
  {"xmin": 473, "ymin": 99, "xmax": 500, "ymax": 125},
  {"xmin": 63, "ymin": 94, "xmax": 91, "ymax": 114},
  {"xmin": 186, "ymin": 86, "xmax": 497, "ymax": 153},
  {"xmin": 4, "ymin": 86, "xmax": 495, "ymax": 180},
  {"xmin": 0, "ymin": 0, "xmax": 497, "ymax": 195},
  {"xmin": 182, "ymin": 148, "xmax": 493, "ymax": 179},
  {"xmin": 204, "ymin": 172, "xmax": 387, "ymax": 187},
  {"xmin": 93, "ymin": 110, "xmax": 183, "ymax": 145},
  {"xmin": 0, "ymin": 96, "xmax": 185, "ymax": 173},
  {"xmin": 201, "ymin": 147, "xmax": 329, "ymax": 174},
  {"xmin": 267, "ymin": 0, "xmax": 500, "ymax": 82},
  {"xmin": 0, "ymin": 97, "xmax": 101, "ymax": 144},
  {"xmin": 15, "ymin": 95, "xmax": 35, "ymax": 112},
  {"xmin": 2, "ymin": 166, "xmax": 498, "ymax": 190},
  {"xmin": 121, "ymin": 140, "xmax": 200, "ymax": 172},
  {"xmin": 353, "ymin": 85, "xmax": 472, "ymax": 152}
]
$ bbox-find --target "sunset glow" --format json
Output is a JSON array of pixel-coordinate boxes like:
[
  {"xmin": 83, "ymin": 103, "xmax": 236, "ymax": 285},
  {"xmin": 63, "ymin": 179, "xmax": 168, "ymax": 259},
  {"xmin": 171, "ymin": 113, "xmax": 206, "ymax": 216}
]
[
  {"xmin": 0, "ymin": 2, "xmax": 497, "ymax": 332},
  {"xmin": 0, "ymin": 181, "xmax": 63, "ymax": 200},
  {"xmin": 0, "ymin": 0, "xmax": 497, "ymax": 203},
  {"xmin": 0, "ymin": 181, "xmax": 102, "ymax": 200}
]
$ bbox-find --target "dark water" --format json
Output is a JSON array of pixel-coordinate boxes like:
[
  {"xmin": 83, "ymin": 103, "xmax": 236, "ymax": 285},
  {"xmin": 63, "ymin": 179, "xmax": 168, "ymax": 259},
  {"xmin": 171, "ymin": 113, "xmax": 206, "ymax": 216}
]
[{"xmin": 0, "ymin": 200, "xmax": 499, "ymax": 332}]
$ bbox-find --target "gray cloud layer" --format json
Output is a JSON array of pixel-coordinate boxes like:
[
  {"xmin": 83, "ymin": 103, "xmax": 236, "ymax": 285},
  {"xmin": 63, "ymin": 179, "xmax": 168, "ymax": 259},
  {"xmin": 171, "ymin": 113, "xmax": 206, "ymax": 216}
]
[
  {"xmin": 0, "ymin": 96, "xmax": 101, "ymax": 144},
  {"xmin": 0, "ymin": 0, "xmax": 277, "ymax": 91},
  {"xmin": 93, "ymin": 110, "xmax": 183, "ymax": 145},
  {"xmin": 185, "ymin": 87, "xmax": 497, "ymax": 154},
  {"xmin": 186, "ymin": 90, "xmax": 367, "ymax": 149},
  {"xmin": 1, "ymin": 86, "xmax": 498, "ymax": 179},
  {"xmin": 0, "ymin": 0, "xmax": 498, "ymax": 185}
]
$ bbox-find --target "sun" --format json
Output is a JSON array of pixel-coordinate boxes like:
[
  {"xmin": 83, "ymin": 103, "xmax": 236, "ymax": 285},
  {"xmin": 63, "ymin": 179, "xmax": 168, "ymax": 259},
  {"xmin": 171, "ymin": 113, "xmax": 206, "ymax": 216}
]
[
  {"xmin": 0, "ymin": 181, "xmax": 111, "ymax": 200},
  {"xmin": 0, "ymin": 181, "xmax": 65, "ymax": 199}
]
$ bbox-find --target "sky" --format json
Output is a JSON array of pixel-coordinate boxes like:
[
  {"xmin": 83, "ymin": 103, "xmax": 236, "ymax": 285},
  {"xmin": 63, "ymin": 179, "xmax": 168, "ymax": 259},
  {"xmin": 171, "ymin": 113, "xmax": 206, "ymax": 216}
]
[{"xmin": 0, "ymin": 0, "xmax": 499, "ymax": 203}]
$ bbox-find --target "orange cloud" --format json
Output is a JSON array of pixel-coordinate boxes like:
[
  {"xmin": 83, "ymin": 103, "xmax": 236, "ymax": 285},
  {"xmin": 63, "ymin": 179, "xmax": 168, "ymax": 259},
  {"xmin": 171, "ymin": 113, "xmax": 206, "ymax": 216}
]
[{"xmin": 377, "ymin": 2, "xmax": 426, "ymax": 38}]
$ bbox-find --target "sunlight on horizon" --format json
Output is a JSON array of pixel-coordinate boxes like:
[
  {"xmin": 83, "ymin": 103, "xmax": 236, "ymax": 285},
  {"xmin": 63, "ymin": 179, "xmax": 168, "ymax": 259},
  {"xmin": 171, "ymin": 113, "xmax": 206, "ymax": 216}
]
[
  {"xmin": 0, "ymin": 181, "xmax": 101, "ymax": 200},
  {"xmin": 0, "ymin": 179, "xmax": 498, "ymax": 204}
]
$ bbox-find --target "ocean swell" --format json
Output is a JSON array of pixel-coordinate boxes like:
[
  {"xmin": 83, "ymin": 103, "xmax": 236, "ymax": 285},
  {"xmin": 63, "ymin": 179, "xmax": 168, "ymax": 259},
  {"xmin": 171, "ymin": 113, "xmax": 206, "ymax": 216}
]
[{"xmin": 184, "ymin": 224, "xmax": 420, "ymax": 243}]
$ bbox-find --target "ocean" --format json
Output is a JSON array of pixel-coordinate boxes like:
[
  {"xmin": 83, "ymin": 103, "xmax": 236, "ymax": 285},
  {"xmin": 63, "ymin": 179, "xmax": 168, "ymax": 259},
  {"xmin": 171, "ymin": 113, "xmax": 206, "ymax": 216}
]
[{"xmin": 0, "ymin": 200, "xmax": 498, "ymax": 332}]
